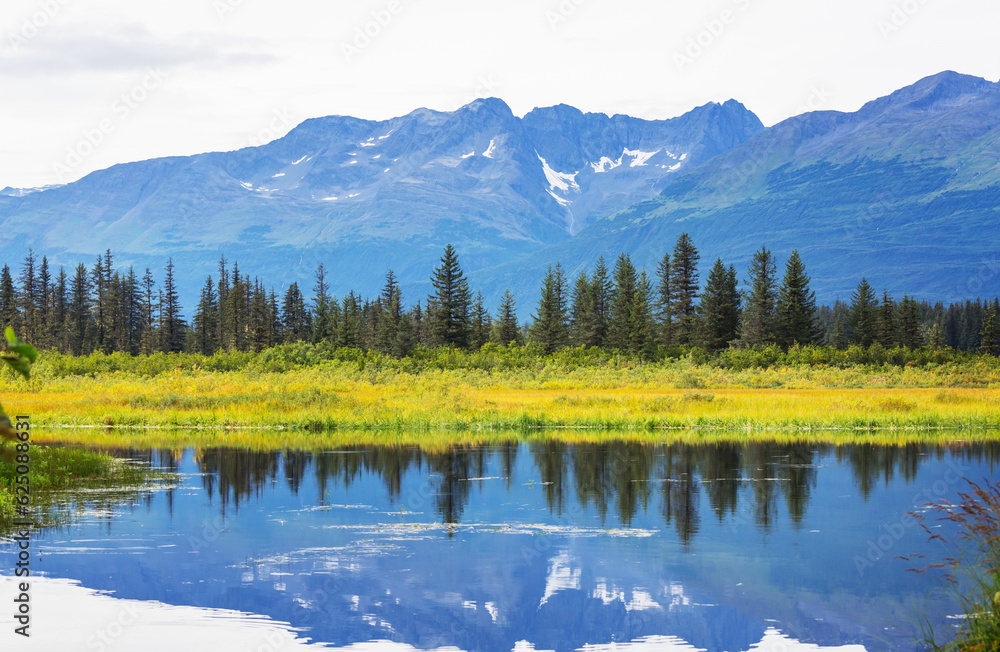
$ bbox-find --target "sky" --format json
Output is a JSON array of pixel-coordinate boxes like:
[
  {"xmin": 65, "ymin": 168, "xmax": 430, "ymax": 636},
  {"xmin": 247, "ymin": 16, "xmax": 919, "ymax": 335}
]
[{"xmin": 1, "ymin": 0, "xmax": 998, "ymax": 188}]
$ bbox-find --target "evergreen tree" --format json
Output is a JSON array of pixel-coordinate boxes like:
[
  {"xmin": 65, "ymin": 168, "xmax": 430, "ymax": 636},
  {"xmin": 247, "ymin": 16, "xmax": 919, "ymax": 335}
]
[
  {"xmin": 0, "ymin": 265, "xmax": 16, "ymax": 330},
  {"xmin": 655, "ymin": 251, "xmax": 673, "ymax": 345},
  {"xmin": 69, "ymin": 263, "xmax": 92, "ymax": 355},
  {"xmin": 225, "ymin": 263, "xmax": 246, "ymax": 351},
  {"xmin": 494, "ymin": 289, "xmax": 521, "ymax": 346},
  {"xmin": 216, "ymin": 256, "xmax": 230, "ymax": 350},
  {"xmin": 957, "ymin": 300, "xmax": 983, "ymax": 351},
  {"xmin": 89, "ymin": 250, "xmax": 112, "ymax": 352},
  {"xmin": 897, "ymin": 295, "xmax": 923, "ymax": 349},
  {"xmin": 53, "ymin": 266, "xmax": 69, "ymax": 351},
  {"xmin": 700, "ymin": 259, "xmax": 741, "ymax": 352},
  {"xmin": 569, "ymin": 270, "xmax": 596, "ymax": 347},
  {"xmin": 250, "ymin": 279, "xmax": 271, "ymax": 350},
  {"xmin": 18, "ymin": 249, "xmax": 37, "ymax": 343},
  {"xmin": 608, "ymin": 253, "xmax": 638, "ymax": 351},
  {"xmin": 470, "ymin": 292, "xmax": 491, "ymax": 351},
  {"xmin": 739, "ymin": 246, "xmax": 777, "ymax": 346},
  {"xmin": 37, "ymin": 256, "xmax": 52, "ymax": 349},
  {"xmin": 409, "ymin": 301, "xmax": 425, "ymax": 346},
  {"xmin": 428, "ymin": 244, "xmax": 472, "ymax": 348},
  {"xmin": 590, "ymin": 257, "xmax": 612, "ymax": 347},
  {"xmin": 980, "ymin": 302, "xmax": 1000, "ymax": 356},
  {"xmin": 362, "ymin": 297, "xmax": 379, "ymax": 350},
  {"xmin": 139, "ymin": 268, "xmax": 158, "ymax": 355},
  {"xmin": 120, "ymin": 267, "xmax": 142, "ymax": 355},
  {"xmin": 927, "ymin": 320, "xmax": 945, "ymax": 348},
  {"xmin": 311, "ymin": 263, "xmax": 334, "ymax": 343},
  {"xmin": 776, "ymin": 251, "xmax": 822, "ymax": 347},
  {"xmin": 268, "ymin": 289, "xmax": 282, "ymax": 349},
  {"xmin": 848, "ymin": 277, "xmax": 879, "ymax": 348},
  {"xmin": 531, "ymin": 264, "xmax": 569, "ymax": 354},
  {"xmin": 160, "ymin": 259, "xmax": 186, "ymax": 353},
  {"xmin": 876, "ymin": 290, "xmax": 897, "ymax": 348},
  {"xmin": 627, "ymin": 270, "xmax": 655, "ymax": 357},
  {"xmin": 281, "ymin": 282, "xmax": 311, "ymax": 342},
  {"xmin": 394, "ymin": 311, "xmax": 417, "ymax": 357},
  {"xmin": 338, "ymin": 291, "xmax": 364, "ymax": 349},
  {"xmin": 374, "ymin": 270, "xmax": 402, "ymax": 354},
  {"xmin": 107, "ymin": 271, "xmax": 124, "ymax": 354},
  {"xmin": 193, "ymin": 275, "xmax": 219, "ymax": 355},
  {"xmin": 669, "ymin": 233, "xmax": 700, "ymax": 345}
]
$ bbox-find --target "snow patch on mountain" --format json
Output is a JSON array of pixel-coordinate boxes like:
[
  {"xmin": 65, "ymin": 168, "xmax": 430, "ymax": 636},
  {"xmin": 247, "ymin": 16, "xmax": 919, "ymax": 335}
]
[
  {"xmin": 0, "ymin": 184, "xmax": 63, "ymax": 197},
  {"xmin": 536, "ymin": 154, "xmax": 579, "ymax": 193},
  {"xmin": 483, "ymin": 139, "xmax": 497, "ymax": 159},
  {"xmin": 547, "ymin": 190, "xmax": 571, "ymax": 207},
  {"xmin": 591, "ymin": 153, "xmax": 624, "ymax": 173},
  {"xmin": 624, "ymin": 149, "xmax": 659, "ymax": 167}
]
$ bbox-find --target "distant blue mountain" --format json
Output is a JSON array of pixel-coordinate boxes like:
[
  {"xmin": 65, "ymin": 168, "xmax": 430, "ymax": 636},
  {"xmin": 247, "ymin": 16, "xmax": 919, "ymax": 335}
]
[
  {"xmin": 475, "ymin": 71, "xmax": 1000, "ymax": 309},
  {"xmin": 0, "ymin": 97, "xmax": 763, "ymax": 312},
  {"xmin": 3, "ymin": 71, "xmax": 997, "ymax": 316}
]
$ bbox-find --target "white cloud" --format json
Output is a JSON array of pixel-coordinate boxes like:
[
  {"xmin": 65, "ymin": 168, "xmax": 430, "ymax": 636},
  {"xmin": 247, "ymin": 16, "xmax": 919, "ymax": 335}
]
[
  {"xmin": 0, "ymin": 22, "xmax": 276, "ymax": 75},
  {"xmin": 1, "ymin": 0, "xmax": 999, "ymax": 186}
]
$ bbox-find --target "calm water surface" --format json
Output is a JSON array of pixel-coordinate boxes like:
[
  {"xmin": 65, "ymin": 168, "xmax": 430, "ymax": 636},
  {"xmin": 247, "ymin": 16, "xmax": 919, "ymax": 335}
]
[{"xmin": 2, "ymin": 438, "xmax": 998, "ymax": 651}]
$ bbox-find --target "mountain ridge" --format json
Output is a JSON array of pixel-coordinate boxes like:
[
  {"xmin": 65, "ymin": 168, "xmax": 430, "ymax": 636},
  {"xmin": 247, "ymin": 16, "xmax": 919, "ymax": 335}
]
[
  {"xmin": 0, "ymin": 95, "xmax": 764, "ymax": 311},
  {"xmin": 469, "ymin": 71, "xmax": 1000, "ymax": 310}
]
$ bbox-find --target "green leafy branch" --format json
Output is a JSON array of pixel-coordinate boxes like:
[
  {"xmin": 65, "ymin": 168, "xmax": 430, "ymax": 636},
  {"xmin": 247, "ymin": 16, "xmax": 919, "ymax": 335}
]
[{"xmin": 1, "ymin": 326, "xmax": 38, "ymax": 442}]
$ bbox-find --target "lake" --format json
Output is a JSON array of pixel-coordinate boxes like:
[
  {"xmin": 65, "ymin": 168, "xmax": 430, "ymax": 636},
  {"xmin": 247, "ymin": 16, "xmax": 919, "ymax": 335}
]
[{"xmin": 2, "ymin": 437, "xmax": 998, "ymax": 651}]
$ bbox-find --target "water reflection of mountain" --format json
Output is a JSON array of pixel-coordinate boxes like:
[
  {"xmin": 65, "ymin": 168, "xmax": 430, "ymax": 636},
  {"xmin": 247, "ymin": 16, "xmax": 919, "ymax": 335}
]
[
  {"xmin": 127, "ymin": 439, "xmax": 1000, "ymax": 542},
  {"xmin": 22, "ymin": 438, "xmax": 999, "ymax": 652}
]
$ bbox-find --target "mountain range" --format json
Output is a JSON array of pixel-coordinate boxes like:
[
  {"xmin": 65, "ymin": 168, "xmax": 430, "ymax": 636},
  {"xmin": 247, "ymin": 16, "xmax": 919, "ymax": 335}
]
[{"xmin": 2, "ymin": 71, "xmax": 998, "ymax": 314}]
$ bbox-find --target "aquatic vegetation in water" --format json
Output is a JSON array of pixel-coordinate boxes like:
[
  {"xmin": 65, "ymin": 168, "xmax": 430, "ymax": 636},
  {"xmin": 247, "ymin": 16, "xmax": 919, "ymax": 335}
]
[{"xmin": 902, "ymin": 479, "xmax": 1000, "ymax": 651}]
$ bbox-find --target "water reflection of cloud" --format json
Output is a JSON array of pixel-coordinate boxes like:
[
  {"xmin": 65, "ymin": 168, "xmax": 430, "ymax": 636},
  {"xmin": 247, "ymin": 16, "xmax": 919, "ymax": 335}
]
[{"xmin": 0, "ymin": 575, "xmax": 870, "ymax": 651}]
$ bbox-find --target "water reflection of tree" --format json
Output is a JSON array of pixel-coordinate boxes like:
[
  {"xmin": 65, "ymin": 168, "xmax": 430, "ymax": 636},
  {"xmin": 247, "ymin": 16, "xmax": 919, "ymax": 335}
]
[
  {"xmin": 839, "ymin": 444, "xmax": 923, "ymax": 499},
  {"xmin": 531, "ymin": 441, "xmax": 568, "ymax": 516},
  {"xmin": 197, "ymin": 449, "xmax": 281, "ymax": 514},
  {"xmin": 661, "ymin": 444, "xmax": 701, "ymax": 545},
  {"xmin": 569, "ymin": 444, "xmax": 613, "ymax": 521},
  {"xmin": 427, "ymin": 446, "xmax": 486, "ymax": 527},
  {"xmin": 186, "ymin": 440, "xmax": 1000, "ymax": 543},
  {"xmin": 703, "ymin": 442, "xmax": 741, "ymax": 521}
]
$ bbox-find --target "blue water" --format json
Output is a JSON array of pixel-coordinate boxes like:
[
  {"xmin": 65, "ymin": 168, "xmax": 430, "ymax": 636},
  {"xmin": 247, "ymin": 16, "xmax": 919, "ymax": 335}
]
[{"xmin": 2, "ymin": 440, "xmax": 998, "ymax": 651}]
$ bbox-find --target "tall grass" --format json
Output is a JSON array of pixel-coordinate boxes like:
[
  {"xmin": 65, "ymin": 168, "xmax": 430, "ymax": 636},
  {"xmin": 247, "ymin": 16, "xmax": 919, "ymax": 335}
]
[
  {"xmin": 1, "ymin": 343, "xmax": 998, "ymax": 432},
  {"xmin": 5, "ymin": 371, "xmax": 1000, "ymax": 431},
  {"xmin": 27, "ymin": 427, "xmax": 1000, "ymax": 453},
  {"xmin": 904, "ymin": 480, "xmax": 1000, "ymax": 651},
  {"xmin": 0, "ymin": 445, "xmax": 160, "ymax": 528}
]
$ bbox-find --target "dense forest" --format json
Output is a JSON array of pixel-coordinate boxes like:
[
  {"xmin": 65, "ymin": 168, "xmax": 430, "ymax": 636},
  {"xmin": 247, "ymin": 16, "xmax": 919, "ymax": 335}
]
[{"xmin": 1, "ymin": 235, "xmax": 998, "ymax": 358}]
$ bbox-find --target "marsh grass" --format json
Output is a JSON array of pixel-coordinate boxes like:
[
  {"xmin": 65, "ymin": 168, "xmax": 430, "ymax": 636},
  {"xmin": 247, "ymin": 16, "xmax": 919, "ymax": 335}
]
[
  {"xmin": 902, "ymin": 479, "xmax": 1000, "ymax": 651},
  {"xmin": 26, "ymin": 427, "xmax": 1000, "ymax": 454},
  {"xmin": 6, "ymin": 373, "xmax": 999, "ymax": 431},
  {"xmin": 0, "ymin": 445, "xmax": 165, "ymax": 530},
  {"xmin": 0, "ymin": 345, "xmax": 998, "ymax": 432}
]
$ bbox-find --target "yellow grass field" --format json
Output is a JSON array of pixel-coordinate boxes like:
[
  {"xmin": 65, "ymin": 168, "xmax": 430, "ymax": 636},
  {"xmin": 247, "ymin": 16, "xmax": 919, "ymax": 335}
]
[{"xmin": 5, "ymin": 363, "xmax": 999, "ymax": 434}]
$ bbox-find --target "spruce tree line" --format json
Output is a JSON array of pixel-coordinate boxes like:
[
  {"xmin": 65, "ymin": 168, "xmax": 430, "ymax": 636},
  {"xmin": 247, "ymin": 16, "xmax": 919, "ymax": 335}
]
[
  {"xmin": 818, "ymin": 282, "xmax": 1000, "ymax": 352},
  {"xmin": 2, "ymin": 237, "xmax": 999, "ymax": 358}
]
